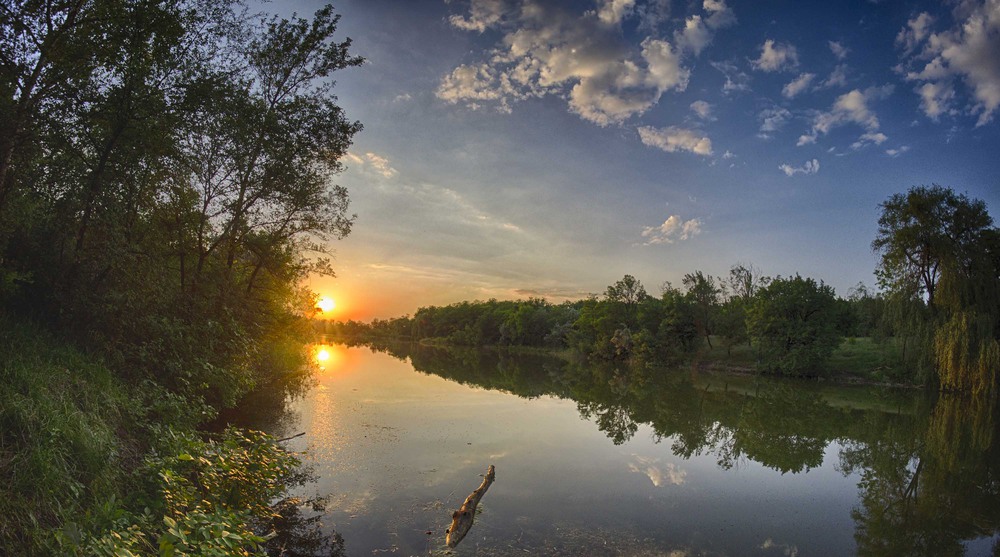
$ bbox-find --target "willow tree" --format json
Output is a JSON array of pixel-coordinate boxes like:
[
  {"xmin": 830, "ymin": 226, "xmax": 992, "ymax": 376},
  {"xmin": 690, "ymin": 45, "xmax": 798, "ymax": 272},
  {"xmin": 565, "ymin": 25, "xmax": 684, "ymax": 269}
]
[{"xmin": 873, "ymin": 185, "xmax": 999, "ymax": 393}]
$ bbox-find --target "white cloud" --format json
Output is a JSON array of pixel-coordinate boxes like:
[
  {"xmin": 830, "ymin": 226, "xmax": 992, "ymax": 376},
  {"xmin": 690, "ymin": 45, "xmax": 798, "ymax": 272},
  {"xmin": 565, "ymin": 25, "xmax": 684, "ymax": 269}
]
[
  {"xmin": 797, "ymin": 86, "xmax": 892, "ymax": 145},
  {"xmin": 829, "ymin": 40, "xmax": 849, "ymax": 60},
  {"xmin": 690, "ymin": 100, "xmax": 713, "ymax": 119},
  {"xmin": 675, "ymin": 0, "xmax": 736, "ymax": 55},
  {"xmin": 896, "ymin": 12, "xmax": 935, "ymax": 54},
  {"xmin": 898, "ymin": 2, "xmax": 1000, "ymax": 126},
  {"xmin": 711, "ymin": 60, "xmax": 751, "ymax": 93},
  {"xmin": 628, "ymin": 455, "xmax": 688, "ymax": 486},
  {"xmin": 752, "ymin": 39, "xmax": 799, "ymax": 72},
  {"xmin": 851, "ymin": 131, "xmax": 889, "ymax": 150},
  {"xmin": 703, "ymin": 0, "xmax": 737, "ymax": 29},
  {"xmin": 676, "ymin": 15, "xmax": 712, "ymax": 55},
  {"xmin": 916, "ymin": 81, "xmax": 956, "ymax": 119},
  {"xmin": 778, "ymin": 158, "xmax": 820, "ymax": 176},
  {"xmin": 594, "ymin": 0, "xmax": 635, "ymax": 25},
  {"xmin": 638, "ymin": 125, "xmax": 713, "ymax": 155},
  {"xmin": 365, "ymin": 153, "xmax": 398, "ymax": 178},
  {"xmin": 439, "ymin": 1, "xmax": 708, "ymax": 127},
  {"xmin": 448, "ymin": 0, "xmax": 510, "ymax": 32},
  {"xmin": 782, "ymin": 73, "xmax": 816, "ymax": 98},
  {"xmin": 635, "ymin": 0, "xmax": 672, "ymax": 32},
  {"xmin": 886, "ymin": 145, "xmax": 911, "ymax": 156},
  {"xmin": 758, "ymin": 107, "xmax": 792, "ymax": 137},
  {"xmin": 722, "ymin": 150, "xmax": 735, "ymax": 159},
  {"xmin": 641, "ymin": 215, "xmax": 703, "ymax": 245},
  {"xmin": 437, "ymin": 63, "xmax": 516, "ymax": 112},
  {"xmin": 822, "ymin": 64, "xmax": 849, "ymax": 88},
  {"xmin": 346, "ymin": 151, "xmax": 398, "ymax": 178}
]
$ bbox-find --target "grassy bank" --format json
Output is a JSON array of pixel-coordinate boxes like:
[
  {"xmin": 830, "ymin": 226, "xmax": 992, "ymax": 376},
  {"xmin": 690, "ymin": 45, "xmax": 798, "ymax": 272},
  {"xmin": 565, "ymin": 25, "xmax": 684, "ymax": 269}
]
[
  {"xmin": 0, "ymin": 315, "xmax": 139, "ymax": 552},
  {"xmin": 0, "ymin": 315, "xmax": 313, "ymax": 555},
  {"xmin": 692, "ymin": 336, "xmax": 915, "ymax": 386}
]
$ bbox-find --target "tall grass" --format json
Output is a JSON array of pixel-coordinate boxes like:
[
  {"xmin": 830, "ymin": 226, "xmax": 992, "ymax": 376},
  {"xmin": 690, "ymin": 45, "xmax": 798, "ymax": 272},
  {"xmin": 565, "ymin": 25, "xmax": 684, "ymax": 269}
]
[{"xmin": 0, "ymin": 315, "xmax": 138, "ymax": 553}]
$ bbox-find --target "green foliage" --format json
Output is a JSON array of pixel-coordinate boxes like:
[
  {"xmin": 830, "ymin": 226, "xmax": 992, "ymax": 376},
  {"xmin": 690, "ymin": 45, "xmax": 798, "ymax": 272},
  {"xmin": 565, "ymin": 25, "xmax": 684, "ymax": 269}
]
[
  {"xmin": 746, "ymin": 275, "xmax": 841, "ymax": 376},
  {"xmin": 69, "ymin": 428, "xmax": 302, "ymax": 556},
  {"xmin": 0, "ymin": 316, "xmax": 138, "ymax": 553},
  {"xmin": 873, "ymin": 185, "xmax": 999, "ymax": 392}
]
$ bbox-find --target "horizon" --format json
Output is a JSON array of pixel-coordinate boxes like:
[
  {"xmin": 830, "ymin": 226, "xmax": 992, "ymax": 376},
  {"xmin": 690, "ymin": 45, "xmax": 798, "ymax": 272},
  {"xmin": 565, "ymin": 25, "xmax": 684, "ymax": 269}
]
[{"xmin": 295, "ymin": 0, "xmax": 1000, "ymax": 321}]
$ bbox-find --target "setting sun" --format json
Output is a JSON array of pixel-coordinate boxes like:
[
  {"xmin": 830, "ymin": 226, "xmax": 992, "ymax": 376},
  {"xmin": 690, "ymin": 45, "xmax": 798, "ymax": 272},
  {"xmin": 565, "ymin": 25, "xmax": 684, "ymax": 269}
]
[{"xmin": 316, "ymin": 296, "xmax": 336, "ymax": 313}]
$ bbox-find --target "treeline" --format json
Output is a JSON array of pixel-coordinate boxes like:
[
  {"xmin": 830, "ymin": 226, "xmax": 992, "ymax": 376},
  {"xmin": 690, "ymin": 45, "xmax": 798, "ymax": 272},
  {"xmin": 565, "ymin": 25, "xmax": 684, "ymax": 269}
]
[
  {"xmin": 327, "ymin": 185, "xmax": 999, "ymax": 394},
  {"xmin": 323, "ymin": 267, "xmax": 882, "ymax": 376},
  {"xmin": 1, "ymin": 1, "xmax": 357, "ymax": 553}
]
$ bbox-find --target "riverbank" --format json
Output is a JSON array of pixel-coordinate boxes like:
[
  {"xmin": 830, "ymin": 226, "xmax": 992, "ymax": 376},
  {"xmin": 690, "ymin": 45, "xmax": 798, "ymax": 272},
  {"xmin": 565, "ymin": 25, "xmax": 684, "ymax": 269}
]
[
  {"xmin": 0, "ymin": 315, "xmax": 312, "ymax": 554},
  {"xmin": 339, "ymin": 334, "xmax": 918, "ymax": 389}
]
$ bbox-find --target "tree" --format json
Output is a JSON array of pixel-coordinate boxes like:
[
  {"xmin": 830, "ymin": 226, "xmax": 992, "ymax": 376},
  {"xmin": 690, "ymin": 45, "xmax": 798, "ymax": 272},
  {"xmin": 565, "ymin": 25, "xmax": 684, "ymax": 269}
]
[
  {"xmin": 605, "ymin": 274, "xmax": 647, "ymax": 328},
  {"xmin": 746, "ymin": 275, "xmax": 840, "ymax": 376},
  {"xmin": 682, "ymin": 271, "xmax": 720, "ymax": 349},
  {"xmin": 872, "ymin": 185, "xmax": 992, "ymax": 310},
  {"xmin": 873, "ymin": 185, "xmax": 999, "ymax": 393}
]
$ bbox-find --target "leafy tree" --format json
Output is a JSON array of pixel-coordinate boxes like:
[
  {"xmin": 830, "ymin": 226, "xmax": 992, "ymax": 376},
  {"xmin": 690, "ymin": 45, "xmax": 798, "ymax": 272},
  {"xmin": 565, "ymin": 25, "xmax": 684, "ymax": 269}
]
[
  {"xmin": 746, "ymin": 275, "xmax": 840, "ymax": 375},
  {"xmin": 873, "ymin": 185, "xmax": 999, "ymax": 393},
  {"xmin": 682, "ymin": 270, "xmax": 720, "ymax": 348},
  {"xmin": 872, "ymin": 185, "xmax": 992, "ymax": 310}
]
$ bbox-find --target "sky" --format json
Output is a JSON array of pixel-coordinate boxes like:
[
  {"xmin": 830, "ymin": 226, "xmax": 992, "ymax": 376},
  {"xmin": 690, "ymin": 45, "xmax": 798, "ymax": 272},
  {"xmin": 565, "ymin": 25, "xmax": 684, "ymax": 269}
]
[{"xmin": 287, "ymin": 0, "xmax": 1000, "ymax": 321}]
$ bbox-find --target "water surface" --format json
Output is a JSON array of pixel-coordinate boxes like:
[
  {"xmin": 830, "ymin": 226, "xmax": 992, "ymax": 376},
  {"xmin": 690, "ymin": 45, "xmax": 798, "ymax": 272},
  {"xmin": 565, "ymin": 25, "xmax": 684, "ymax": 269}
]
[{"xmin": 236, "ymin": 343, "xmax": 1000, "ymax": 556}]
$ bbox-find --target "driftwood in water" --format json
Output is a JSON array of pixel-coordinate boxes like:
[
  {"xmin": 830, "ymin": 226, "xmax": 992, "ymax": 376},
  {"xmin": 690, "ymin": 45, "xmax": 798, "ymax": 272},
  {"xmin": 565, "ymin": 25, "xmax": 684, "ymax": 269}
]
[{"xmin": 446, "ymin": 465, "xmax": 495, "ymax": 548}]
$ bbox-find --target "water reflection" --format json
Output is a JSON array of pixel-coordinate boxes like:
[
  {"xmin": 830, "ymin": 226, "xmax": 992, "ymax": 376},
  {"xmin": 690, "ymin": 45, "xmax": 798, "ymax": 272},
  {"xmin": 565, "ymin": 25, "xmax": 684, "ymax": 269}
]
[
  {"xmin": 225, "ymin": 340, "xmax": 1000, "ymax": 555},
  {"xmin": 373, "ymin": 341, "xmax": 1000, "ymax": 554}
]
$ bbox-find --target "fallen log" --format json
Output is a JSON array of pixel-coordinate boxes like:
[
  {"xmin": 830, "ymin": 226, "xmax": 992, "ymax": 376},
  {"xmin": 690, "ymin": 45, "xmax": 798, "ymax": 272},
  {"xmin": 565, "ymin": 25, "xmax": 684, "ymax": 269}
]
[{"xmin": 445, "ymin": 464, "xmax": 495, "ymax": 548}]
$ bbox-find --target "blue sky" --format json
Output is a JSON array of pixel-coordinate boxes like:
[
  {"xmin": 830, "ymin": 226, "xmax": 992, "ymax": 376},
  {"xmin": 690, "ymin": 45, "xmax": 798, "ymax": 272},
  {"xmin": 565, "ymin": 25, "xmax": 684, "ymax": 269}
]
[{"xmin": 295, "ymin": 0, "xmax": 1000, "ymax": 319}]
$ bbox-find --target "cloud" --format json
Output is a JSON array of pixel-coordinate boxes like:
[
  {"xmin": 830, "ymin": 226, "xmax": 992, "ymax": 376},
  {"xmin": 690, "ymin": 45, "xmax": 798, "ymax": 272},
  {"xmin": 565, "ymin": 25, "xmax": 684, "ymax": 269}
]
[
  {"xmin": 752, "ymin": 39, "xmax": 799, "ymax": 72},
  {"xmin": 641, "ymin": 215, "xmax": 703, "ymax": 245},
  {"xmin": 851, "ymin": 131, "xmax": 888, "ymax": 150},
  {"xmin": 638, "ymin": 125, "xmax": 713, "ymax": 155},
  {"xmin": 885, "ymin": 145, "xmax": 911, "ymax": 156},
  {"xmin": 778, "ymin": 158, "xmax": 820, "ymax": 176},
  {"xmin": 346, "ymin": 151, "xmax": 398, "ymax": 178},
  {"xmin": 439, "ymin": 1, "xmax": 722, "ymax": 127},
  {"xmin": 634, "ymin": 0, "xmax": 671, "ymax": 32},
  {"xmin": 690, "ymin": 100, "xmax": 714, "ymax": 119},
  {"xmin": 782, "ymin": 72, "xmax": 816, "ymax": 98},
  {"xmin": 711, "ymin": 60, "xmax": 751, "ymax": 93},
  {"xmin": 628, "ymin": 455, "xmax": 688, "ymax": 486},
  {"xmin": 829, "ymin": 40, "xmax": 849, "ymax": 60},
  {"xmin": 797, "ymin": 86, "xmax": 892, "ymax": 145},
  {"xmin": 594, "ymin": 0, "xmax": 635, "ymax": 25},
  {"xmin": 438, "ymin": 0, "xmax": 743, "ymax": 126},
  {"xmin": 448, "ymin": 0, "xmax": 511, "ymax": 32},
  {"xmin": 915, "ymin": 81, "xmax": 957, "ymax": 120},
  {"xmin": 703, "ymin": 0, "xmax": 737, "ymax": 29},
  {"xmin": 822, "ymin": 64, "xmax": 849, "ymax": 88},
  {"xmin": 897, "ymin": 3, "xmax": 1000, "ymax": 126},
  {"xmin": 675, "ymin": 15, "xmax": 712, "ymax": 55},
  {"xmin": 895, "ymin": 12, "xmax": 935, "ymax": 54},
  {"xmin": 437, "ymin": 63, "xmax": 517, "ymax": 113},
  {"xmin": 758, "ymin": 107, "xmax": 792, "ymax": 137}
]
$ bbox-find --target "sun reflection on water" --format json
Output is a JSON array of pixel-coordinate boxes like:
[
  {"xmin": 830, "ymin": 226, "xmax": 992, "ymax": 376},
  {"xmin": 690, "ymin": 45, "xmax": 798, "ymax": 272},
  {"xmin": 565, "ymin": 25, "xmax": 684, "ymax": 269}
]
[{"xmin": 312, "ymin": 344, "xmax": 345, "ymax": 370}]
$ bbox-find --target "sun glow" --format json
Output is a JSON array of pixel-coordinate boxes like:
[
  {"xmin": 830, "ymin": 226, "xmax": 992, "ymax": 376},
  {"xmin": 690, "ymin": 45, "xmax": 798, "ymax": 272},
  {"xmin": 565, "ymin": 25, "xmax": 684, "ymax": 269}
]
[
  {"xmin": 316, "ymin": 296, "xmax": 336, "ymax": 313},
  {"xmin": 313, "ymin": 344, "xmax": 345, "ymax": 370}
]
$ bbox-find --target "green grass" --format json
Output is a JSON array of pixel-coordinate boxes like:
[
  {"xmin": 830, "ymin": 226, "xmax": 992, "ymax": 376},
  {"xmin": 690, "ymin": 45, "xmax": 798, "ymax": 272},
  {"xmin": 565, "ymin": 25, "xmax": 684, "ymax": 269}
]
[
  {"xmin": 692, "ymin": 336, "xmax": 913, "ymax": 385},
  {"xmin": 825, "ymin": 337, "xmax": 909, "ymax": 383},
  {"xmin": 0, "ymin": 315, "xmax": 139, "ymax": 553}
]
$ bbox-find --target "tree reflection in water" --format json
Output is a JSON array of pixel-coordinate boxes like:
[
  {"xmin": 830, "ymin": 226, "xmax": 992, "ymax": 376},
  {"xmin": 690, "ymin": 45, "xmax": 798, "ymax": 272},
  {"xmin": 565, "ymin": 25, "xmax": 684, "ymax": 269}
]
[{"xmin": 376, "ymin": 341, "xmax": 1000, "ymax": 554}]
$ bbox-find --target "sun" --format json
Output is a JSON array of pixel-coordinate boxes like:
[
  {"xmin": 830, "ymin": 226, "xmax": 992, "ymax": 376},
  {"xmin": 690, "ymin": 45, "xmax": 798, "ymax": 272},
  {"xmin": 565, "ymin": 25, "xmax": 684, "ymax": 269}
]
[{"xmin": 316, "ymin": 296, "xmax": 336, "ymax": 313}]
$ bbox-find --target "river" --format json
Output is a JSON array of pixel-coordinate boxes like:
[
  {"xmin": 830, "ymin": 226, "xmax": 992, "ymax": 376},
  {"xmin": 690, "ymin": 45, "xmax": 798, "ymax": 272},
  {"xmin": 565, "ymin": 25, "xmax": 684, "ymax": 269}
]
[{"xmin": 225, "ymin": 342, "xmax": 1000, "ymax": 556}]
